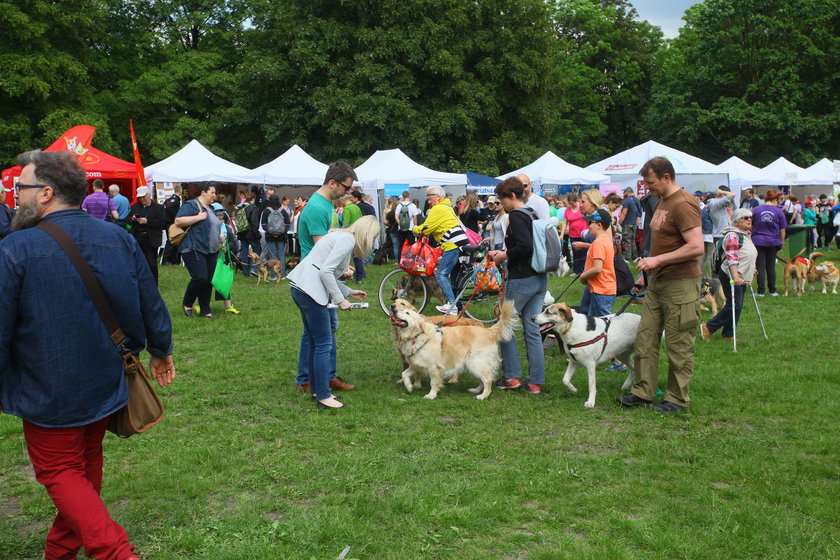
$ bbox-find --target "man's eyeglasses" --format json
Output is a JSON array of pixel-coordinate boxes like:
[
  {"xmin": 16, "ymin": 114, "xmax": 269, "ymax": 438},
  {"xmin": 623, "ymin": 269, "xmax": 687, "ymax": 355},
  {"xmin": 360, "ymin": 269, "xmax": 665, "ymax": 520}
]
[
  {"xmin": 14, "ymin": 183, "xmax": 47, "ymax": 195},
  {"xmin": 338, "ymin": 181, "xmax": 354, "ymax": 190}
]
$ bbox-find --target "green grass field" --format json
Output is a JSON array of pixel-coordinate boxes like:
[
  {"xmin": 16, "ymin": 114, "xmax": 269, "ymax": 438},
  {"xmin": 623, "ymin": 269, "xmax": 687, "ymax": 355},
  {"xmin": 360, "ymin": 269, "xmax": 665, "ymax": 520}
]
[{"xmin": 2, "ymin": 247, "xmax": 839, "ymax": 560}]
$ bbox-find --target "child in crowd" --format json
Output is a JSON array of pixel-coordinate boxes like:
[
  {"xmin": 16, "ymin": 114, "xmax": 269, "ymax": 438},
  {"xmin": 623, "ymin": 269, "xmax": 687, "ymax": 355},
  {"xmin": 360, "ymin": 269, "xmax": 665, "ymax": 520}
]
[{"xmin": 578, "ymin": 209, "xmax": 616, "ymax": 317}]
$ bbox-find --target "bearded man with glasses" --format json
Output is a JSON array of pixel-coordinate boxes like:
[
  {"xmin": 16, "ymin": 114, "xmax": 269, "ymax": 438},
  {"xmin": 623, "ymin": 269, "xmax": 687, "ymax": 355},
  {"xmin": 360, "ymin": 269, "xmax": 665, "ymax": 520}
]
[{"xmin": 0, "ymin": 150, "xmax": 174, "ymax": 560}]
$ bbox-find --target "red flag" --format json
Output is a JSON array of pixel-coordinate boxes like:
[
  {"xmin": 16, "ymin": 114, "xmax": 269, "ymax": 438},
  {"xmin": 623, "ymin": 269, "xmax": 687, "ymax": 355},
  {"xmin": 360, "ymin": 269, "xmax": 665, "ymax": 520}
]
[{"xmin": 129, "ymin": 119, "xmax": 147, "ymax": 188}]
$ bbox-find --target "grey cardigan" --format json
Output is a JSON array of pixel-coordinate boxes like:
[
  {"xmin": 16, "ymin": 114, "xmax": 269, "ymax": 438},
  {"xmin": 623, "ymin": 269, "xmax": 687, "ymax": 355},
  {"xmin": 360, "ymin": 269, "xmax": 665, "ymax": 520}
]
[{"xmin": 287, "ymin": 230, "xmax": 354, "ymax": 305}]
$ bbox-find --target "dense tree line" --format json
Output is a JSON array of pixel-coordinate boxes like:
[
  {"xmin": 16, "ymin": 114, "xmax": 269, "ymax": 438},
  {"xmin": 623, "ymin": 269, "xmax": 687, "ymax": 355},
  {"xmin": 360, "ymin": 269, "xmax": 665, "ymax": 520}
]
[{"xmin": 1, "ymin": 0, "xmax": 836, "ymax": 172}]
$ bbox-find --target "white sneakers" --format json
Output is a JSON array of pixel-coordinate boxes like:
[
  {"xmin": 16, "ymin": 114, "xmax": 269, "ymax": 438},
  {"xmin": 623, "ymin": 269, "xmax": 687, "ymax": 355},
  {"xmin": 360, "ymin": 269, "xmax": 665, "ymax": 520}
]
[{"xmin": 435, "ymin": 302, "xmax": 459, "ymax": 315}]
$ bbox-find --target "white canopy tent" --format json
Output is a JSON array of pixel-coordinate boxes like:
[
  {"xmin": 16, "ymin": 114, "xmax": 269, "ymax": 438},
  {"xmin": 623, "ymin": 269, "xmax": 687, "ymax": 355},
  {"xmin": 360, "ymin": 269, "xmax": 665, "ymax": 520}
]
[
  {"xmin": 498, "ymin": 151, "xmax": 608, "ymax": 189},
  {"xmin": 758, "ymin": 157, "xmax": 805, "ymax": 186},
  {"xmin": 355, "ymin": 148, "xmax": 466, "ymax": 195},
  {"xmin": 145, "ymin": 139, "xmax": 260, "ymax": 184},
  {"xmin": 715, "ymin": 156, "xmax": 774, "ymax": 195},
  {"xmin": 586, "ymin": 140, "xmax": 728, "ymax": 194},
  {"xmin": 252, "ymin": 144, "xmax": 328, "ymax": 185},
  {"xmin": 798, "ymin": 158, "xmax": 837, "ymax": 186}
]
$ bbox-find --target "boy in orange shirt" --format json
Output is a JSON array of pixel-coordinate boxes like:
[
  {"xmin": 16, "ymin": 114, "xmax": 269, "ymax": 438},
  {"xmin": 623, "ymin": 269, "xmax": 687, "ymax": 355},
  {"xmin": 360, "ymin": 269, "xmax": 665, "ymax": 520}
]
[{"xmin": 579, "ymin": 209, "xmax": 617, "ymax": 317}]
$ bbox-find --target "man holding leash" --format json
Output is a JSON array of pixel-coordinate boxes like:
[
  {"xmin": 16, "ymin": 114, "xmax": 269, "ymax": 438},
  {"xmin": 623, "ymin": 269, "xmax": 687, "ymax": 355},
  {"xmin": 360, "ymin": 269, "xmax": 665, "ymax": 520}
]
[
  {"xmin": 617, "ymin": 157, "xmax": 703, "ymax": 413},
  {"xmin": 0, "ymin": 150, "xmax": 174, "ymax": 560}
]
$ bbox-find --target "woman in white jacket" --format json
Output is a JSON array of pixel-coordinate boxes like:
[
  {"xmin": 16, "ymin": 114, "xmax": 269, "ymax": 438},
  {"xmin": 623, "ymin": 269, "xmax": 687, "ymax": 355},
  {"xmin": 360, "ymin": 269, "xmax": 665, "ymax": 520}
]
[{"xmin": 287, "ymin": 216, "xmax": 380, "ymax": 409}]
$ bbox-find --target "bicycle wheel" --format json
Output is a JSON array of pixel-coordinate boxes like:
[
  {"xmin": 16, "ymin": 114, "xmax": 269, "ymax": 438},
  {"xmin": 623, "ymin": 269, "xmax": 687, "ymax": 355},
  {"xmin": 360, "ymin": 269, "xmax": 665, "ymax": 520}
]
[
  {"xmin": 456, "ymin": 273, "xmax": 501, "ymax": 324},
  {"xmin": 378, "ymin": 269, "xmax": 429, "ymax": 316}
]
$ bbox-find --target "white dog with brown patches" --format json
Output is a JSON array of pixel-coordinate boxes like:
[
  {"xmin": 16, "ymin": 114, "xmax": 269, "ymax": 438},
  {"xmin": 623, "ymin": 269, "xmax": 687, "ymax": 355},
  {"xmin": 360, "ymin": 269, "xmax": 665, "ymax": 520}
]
[
  {"xmin": 532, "ymin": 303, "xmax": 640, "ymax": 408},
  {"xmin": 390, "ymin": 300, "xmax": 518, "ymax": 400}
]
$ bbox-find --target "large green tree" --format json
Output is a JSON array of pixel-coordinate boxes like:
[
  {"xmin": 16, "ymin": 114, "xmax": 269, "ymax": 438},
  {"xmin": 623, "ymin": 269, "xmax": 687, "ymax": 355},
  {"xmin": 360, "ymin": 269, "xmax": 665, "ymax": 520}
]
[
  {"xmin": 643, "ymin": 0, "xmax": 839, "ymax": 166},
  {"xmin": 0, "ymin": 0, "xmax": 113, "ymax": 165},
  {"xmin": 551, "ymin": 0, "xmax": 663, "ymax": 165},
  {"xmin": 238, "ymin": 0, "xmax": 565, "ymax": 174}
]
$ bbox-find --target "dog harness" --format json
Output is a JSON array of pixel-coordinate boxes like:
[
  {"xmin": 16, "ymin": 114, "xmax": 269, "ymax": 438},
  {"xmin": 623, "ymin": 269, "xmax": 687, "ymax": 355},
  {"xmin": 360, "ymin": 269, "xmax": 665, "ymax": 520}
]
[
  {"xmin": 404, "ymin": 328, "xmax": 442, "ymax": 357},
  {"xmin": 566, "ymin": 317, "xmax": 612, "ymax": 362}
]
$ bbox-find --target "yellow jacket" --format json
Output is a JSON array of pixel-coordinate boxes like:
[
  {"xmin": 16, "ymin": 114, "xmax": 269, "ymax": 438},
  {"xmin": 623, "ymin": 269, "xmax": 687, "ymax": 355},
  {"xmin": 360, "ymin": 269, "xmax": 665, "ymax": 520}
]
[{"xmin": 414, "ymin": 198, "xmax": 461, "ymax": 252}]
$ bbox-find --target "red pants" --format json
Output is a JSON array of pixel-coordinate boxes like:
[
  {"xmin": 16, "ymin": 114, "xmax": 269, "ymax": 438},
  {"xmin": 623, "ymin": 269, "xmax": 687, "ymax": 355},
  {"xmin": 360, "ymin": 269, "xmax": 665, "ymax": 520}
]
[{"xmin": 23, "ymin": 417, "xmax": 135, "ymax": 560}]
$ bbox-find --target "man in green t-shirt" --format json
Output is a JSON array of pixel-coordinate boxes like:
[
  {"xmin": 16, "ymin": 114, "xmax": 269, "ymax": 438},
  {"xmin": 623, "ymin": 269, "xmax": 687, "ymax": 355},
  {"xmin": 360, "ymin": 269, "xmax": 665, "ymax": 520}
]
[{"xmin": 295, "ymin": 162, "xmax": 358, "ymax": 393}]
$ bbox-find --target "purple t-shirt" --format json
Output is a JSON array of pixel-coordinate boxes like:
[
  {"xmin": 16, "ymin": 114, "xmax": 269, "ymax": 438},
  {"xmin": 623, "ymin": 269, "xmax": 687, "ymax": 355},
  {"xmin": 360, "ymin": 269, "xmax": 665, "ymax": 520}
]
[
  {"xmin": 81, "ymin": 191, "xmax": 115, "ymax": 220},
  {"xmin": 751, "ymin": 204, "xmax": 786, "ymax": 247}
]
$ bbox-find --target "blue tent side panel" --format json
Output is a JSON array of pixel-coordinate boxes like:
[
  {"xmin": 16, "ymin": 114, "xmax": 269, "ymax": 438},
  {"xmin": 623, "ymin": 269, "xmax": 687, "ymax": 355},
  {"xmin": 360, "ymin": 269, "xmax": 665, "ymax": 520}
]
[{"xmin": 465, "ymin": 171, "xmax": 500, "ymax": 187}]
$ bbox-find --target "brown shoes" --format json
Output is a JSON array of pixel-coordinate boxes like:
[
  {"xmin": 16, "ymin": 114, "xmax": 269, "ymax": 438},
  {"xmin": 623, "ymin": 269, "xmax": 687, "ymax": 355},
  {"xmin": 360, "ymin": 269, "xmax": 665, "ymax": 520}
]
[
  {"xmin": 295, "ymin": 382, "xmax": 310, "ymax": 392},
  {"xmin": 329, "ymin": 376, "xmax": 356, "ymax": 391},
  {"xmin": 700, "ymin": 323, "xmax": 711, "ymax": 342}
]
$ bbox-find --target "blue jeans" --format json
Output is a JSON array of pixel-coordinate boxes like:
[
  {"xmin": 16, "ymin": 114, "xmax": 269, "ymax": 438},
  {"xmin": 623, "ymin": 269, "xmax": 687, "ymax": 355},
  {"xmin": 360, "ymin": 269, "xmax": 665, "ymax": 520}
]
[
  {"xmin": 264, "ymin": 237, "xmax": 287, "ymax": 278},
  {"xmin": 434, "ymin": 248, "xmax": 460, "ymax": 304},
  {"xmin": 706, "ymin": 271, "xmax": 745, "ymax": 338},
  {"xmin": 391, "ymin": 232, "xmax": 402, "ymax": 261},
  {"xmin": 353, "ymin": 256, "xmax": 366, "ymax": 282},
  {"xmin": 296, "ymin": 305, "xmax": 337, "ymax": 386},
  {"xmin": 579, "ymin": 286, "xmax": 615, "ymax": 317},
  {"xmin": 500, "ymin": 274, "xmax": 548, "ymax": 384},
  {"xmin": 239, "ymin": 239, "xmax": 261, "ymax": 277},
  {"xmin": 291, "ymin": 288, "xmax": 335, "ymax": 399}
]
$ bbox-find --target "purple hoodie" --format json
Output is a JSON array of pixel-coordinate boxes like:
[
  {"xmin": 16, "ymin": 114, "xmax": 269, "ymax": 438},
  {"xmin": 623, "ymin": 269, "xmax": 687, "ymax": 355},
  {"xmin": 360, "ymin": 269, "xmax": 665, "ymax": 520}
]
[{"xmin": 751, "ymin": 204, "xmax": 786, "ymax": 247}]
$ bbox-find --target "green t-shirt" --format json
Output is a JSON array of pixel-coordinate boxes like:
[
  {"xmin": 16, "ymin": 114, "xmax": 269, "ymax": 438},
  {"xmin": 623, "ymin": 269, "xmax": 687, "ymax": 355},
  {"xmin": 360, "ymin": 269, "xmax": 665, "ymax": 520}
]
[
  {"xmin": 298, "ymin": 192, "xmax": 334, "ymax": 257},
  {"xmin": 342, "ymin": 203, "xmax": 362, "ymax": 228}
]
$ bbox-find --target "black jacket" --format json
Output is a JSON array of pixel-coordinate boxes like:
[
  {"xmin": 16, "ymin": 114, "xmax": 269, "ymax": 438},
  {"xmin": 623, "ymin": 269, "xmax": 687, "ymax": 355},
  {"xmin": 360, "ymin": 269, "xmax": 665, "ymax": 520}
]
[{"xmin": 130, "ymin": 201, "xmax": 166, "ymax": 248}]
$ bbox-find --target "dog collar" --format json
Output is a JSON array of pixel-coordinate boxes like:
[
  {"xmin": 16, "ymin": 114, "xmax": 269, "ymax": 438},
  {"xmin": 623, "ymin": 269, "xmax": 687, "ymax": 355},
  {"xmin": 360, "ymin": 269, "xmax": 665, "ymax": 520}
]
[{"xmin": 561, "ymin": 323, "xmax": 573, "ymax": 336}]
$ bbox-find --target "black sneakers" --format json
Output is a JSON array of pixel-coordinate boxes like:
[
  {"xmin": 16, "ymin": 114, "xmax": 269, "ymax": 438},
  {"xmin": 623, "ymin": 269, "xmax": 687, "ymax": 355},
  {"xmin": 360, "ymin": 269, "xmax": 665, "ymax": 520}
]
[
  {"xmin": 652, "ymin": 401, "xmax": 686, "ymax": 413},
  {"xmin": 615, "ymin": 394, "xmax": 652, "ymax": 407}
]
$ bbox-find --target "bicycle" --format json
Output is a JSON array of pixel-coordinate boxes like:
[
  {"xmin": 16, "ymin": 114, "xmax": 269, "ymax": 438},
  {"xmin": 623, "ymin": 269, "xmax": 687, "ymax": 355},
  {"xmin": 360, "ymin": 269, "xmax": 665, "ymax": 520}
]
[{"xmin": 378, "ymin": 242, "xmax": 504, "ymax": 323}]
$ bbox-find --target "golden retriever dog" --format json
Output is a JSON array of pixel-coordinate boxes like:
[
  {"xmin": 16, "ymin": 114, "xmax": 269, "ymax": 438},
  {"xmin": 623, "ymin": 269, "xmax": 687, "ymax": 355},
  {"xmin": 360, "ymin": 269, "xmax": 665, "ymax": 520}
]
[
  {"xmin": 783, "ymin": 250, "xmax": 821, "ymax": 296},
  {"xmin": 390, "ymin": 298, "xmax": 484, "ymax": 384},
  {"xmin": 809, "ymin": 261, "xmax": 839, "ymax": 294},
  {"xmin": 248, "ymin": 250, "xmax": 282, "ymax": 284},
  {"xmin": 390, "ymin": 300, "xmax": 518, "ymax": 400}
]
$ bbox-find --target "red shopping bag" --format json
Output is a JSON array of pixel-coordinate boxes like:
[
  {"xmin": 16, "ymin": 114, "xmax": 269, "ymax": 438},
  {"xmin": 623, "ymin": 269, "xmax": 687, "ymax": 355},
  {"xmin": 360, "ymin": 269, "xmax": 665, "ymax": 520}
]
[{"xmin": 399, "ymin": 237, "xmax": 442, "ymax": 277}]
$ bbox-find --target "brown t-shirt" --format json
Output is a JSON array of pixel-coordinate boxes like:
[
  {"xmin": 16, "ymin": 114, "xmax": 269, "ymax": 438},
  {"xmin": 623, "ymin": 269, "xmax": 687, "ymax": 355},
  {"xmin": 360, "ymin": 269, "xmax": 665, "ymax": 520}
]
[{"xmin": 649, "ymin": 187, "xmax": 701, "ymax": 279}]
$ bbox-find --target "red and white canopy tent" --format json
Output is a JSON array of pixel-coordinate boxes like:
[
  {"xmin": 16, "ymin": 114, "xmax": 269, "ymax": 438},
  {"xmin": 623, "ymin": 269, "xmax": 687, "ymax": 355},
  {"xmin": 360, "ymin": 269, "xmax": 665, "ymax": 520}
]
[{"xmin": 1, "ymin": 126, "xmax": 142, "ymax": 208}]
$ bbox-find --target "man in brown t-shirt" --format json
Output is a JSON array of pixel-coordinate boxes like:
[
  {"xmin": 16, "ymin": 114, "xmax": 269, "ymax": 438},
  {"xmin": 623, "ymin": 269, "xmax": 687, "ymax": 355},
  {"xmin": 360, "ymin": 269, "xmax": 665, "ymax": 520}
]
[{"xmin": 617, "ymin": 157, "xmax": 704, "ymax": 412}]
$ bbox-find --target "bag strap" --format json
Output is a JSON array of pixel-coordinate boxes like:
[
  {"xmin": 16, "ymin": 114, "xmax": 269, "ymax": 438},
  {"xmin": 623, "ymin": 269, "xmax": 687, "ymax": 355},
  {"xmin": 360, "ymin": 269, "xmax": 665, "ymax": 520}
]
[{"xmin": 36, "ymin": 220, "xmax": 127, "ymax": 349}]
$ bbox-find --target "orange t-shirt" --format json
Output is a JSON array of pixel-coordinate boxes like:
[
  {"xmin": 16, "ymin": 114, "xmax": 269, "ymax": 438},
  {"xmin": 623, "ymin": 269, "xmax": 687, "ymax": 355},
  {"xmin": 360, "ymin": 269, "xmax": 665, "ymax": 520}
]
[{"xmin": 585, "ymin": 234, "xmax": 616, "ymax": 295}]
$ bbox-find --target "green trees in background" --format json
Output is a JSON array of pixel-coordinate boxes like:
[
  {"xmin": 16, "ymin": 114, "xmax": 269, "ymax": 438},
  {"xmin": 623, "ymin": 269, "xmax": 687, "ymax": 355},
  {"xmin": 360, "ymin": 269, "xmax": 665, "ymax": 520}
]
[
  {"xmin": 0, "ymin": 0, "xmax": 836, "ymax": 171},
  {"xmin": 643, "ymin": 0, "xmax": 840, "ymax": 166}
]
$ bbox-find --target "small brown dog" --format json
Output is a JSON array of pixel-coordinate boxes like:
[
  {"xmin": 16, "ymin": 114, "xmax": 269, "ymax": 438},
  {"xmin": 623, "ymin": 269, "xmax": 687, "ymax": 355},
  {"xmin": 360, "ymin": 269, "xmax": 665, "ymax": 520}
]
[
  {"xmin": 248, "ymin": 250, "xmax": 282, "ymax": 284},
  {"xmin": 700, "ymin": 277, "xmax": 725, "ymax": 315},
  {"xmin": 783, "ymin": 249, "xmax": 819, "ymax": 296},
  {"xmin": 809, "ymin": 261, "xmax": 839, "ymax": 294}
]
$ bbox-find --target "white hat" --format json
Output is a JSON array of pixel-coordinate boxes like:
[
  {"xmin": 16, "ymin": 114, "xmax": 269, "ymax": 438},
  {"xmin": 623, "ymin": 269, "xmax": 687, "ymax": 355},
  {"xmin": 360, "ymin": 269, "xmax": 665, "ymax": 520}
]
[{"xmin": 136, "ymin": 186, "xmax": 150, "ymax": 198}]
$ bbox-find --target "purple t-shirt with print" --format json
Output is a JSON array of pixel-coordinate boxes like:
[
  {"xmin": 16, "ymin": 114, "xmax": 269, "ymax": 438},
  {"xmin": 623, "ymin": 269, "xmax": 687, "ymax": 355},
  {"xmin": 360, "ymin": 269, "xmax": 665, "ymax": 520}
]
[{"xmin": 751, "ymin": 204, "xmax": 786, "ymax": 247}]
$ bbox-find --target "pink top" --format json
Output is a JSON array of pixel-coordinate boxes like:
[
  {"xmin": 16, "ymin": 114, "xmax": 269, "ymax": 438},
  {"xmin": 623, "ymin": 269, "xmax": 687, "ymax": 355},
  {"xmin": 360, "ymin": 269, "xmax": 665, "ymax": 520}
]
[{"xmin": 565, "ymin": 207, "xmax": 587, "ymax": 238}]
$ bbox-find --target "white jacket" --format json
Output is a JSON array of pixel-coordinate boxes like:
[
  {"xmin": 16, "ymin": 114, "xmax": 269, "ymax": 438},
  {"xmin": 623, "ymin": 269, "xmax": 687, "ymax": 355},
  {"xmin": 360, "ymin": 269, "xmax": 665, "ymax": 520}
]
[{"xmin": 287, "ymin": 230, "xmax": 354, "ymax": 305}]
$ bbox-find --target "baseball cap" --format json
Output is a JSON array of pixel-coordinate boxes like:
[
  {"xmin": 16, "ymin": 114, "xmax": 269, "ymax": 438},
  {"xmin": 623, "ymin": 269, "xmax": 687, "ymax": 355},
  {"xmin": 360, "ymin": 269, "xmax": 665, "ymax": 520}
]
[
  {"xmin": 486, "ymin": 196, "xmax": 497, "ymax": 203},
  {"xmin": 584, "ymin": 209, "xmax": 612, "ymax": 225},
  {"xmin": 211, "ymin": 203, "xmax": 225, "ymax": 212},
  {"xmin": 135, "ymin": 186, "xmax": 149, "ymax": 198}
]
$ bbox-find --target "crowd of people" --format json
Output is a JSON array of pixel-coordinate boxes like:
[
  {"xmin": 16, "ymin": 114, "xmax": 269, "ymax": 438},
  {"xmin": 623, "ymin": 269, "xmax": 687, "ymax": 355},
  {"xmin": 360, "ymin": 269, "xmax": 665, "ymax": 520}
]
[{"xmin": 2, "ymin": 148, "xmax": 840, "ymax": 558}]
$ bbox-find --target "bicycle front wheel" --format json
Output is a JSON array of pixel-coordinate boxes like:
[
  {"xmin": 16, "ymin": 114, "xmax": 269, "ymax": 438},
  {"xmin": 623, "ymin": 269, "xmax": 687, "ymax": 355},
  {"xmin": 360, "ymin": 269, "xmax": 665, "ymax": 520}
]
[
  {"xmin": 456, "ymin": 274, "xmax": 501, "ymax": 324},
  {"xmin": 378, "ymin": 269, "xmax": 429, "ymax": 316}
]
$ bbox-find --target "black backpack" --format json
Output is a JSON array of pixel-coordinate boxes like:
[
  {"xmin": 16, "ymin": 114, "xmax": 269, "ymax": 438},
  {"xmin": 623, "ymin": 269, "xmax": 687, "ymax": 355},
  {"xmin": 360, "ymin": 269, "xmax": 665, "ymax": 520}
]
[{"xmin": 614, "ymin": 254, "xmax": 634, "ymax": 296}]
